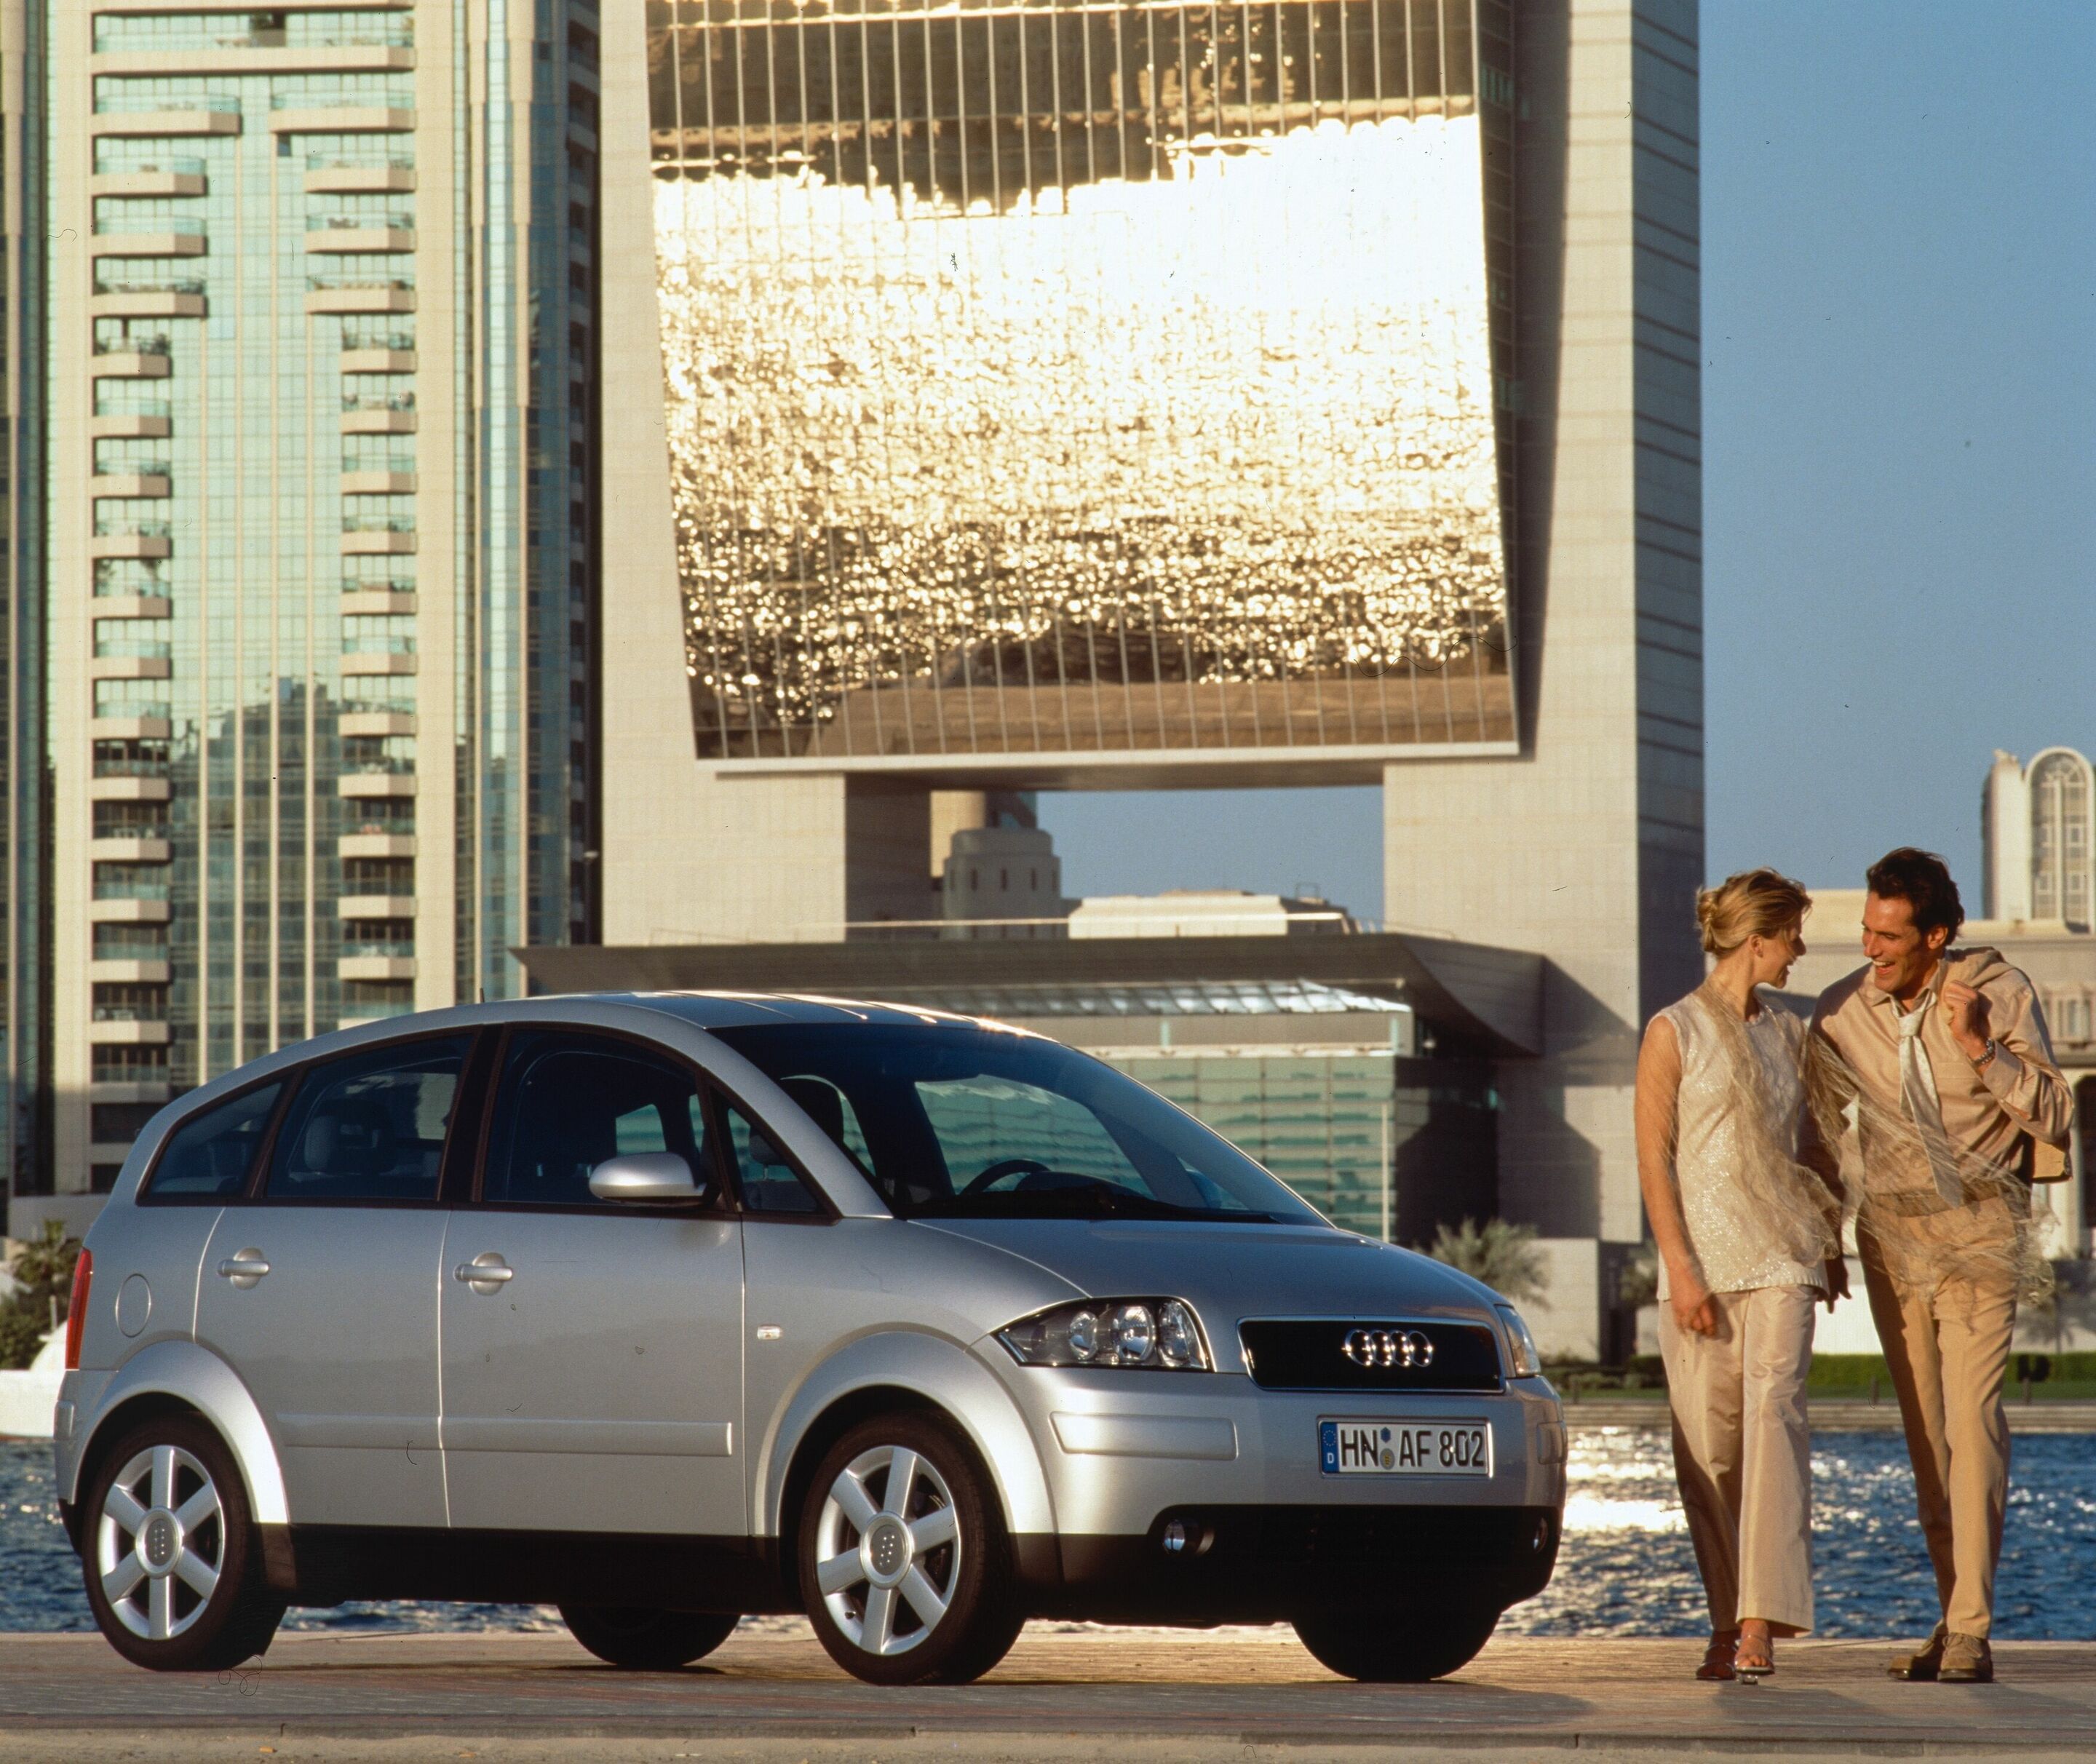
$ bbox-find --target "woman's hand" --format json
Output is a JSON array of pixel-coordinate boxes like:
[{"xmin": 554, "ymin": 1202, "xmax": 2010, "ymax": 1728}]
[
  {"xmin": 1669, "ymin": 1267, "xmax": 1718, "ymax": 1336},
  {"xmin": 1822, "ymin": 1255, "xmax": 1851, "ymax": 1311}
]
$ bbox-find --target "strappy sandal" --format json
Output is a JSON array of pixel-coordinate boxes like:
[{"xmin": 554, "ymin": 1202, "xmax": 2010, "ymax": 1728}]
[
  {"xmin": 1696, "ymin": 1631, "xmax": 1739, "ymax": 1681},
  {"xmin": 1734, "ymin": 1631, "xmax": 1776, "ymax": 1680}
]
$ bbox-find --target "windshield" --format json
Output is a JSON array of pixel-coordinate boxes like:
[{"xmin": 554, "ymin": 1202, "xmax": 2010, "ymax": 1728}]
[{"xmin": 710, "ymin": 1022, "xmax": 1322, "ymax": 1225}]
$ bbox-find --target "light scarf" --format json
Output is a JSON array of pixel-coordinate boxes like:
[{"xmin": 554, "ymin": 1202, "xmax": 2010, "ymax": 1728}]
[{"xmin": 1893, "ymin": 989, "xmax": 1966, "ymax": 1209}]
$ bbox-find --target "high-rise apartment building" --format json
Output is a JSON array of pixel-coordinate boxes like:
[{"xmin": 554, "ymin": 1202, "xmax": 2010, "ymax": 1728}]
[{"xmin": 12, "ymin": 0, "xmax": 603, "ymax": 1221}]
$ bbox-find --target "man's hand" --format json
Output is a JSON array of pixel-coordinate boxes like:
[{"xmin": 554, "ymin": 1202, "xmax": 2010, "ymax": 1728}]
[
  {"xmin": 1670, "ymin": 1268, "xmax": 1718, "ymax": 1337},
  {"xmin": 1941, "ymin": 980, "xmax": 1992, "ymax": 1062},
  {"xmin": 1822, "ymin": 1255, "xmax": 1851, "ymax": 1312}
]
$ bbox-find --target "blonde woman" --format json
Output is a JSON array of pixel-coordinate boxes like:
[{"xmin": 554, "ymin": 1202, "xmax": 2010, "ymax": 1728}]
[{"xmin": 1635, "ymin": 870, "xmax": 1845, "ymax": 1681}]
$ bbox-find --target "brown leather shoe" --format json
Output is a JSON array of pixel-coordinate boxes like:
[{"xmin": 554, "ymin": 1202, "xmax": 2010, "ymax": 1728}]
[
  {"xmin": 1939, "ymin": 1634, "xmax": 1994, "ymax": 1683},
  {"xmin": 1888, "ymin": 1624, "xmax": 1948, "ymax": 1681},
  {"xmin": 1696, "ymin": 1631, "xmax": 1739, "ymax": 1681}
]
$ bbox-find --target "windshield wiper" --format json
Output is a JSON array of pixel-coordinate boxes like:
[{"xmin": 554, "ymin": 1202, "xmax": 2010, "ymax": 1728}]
[{"xmin": 911, "ymin": 1183, "xmax": 1275, "ymax": 1224}]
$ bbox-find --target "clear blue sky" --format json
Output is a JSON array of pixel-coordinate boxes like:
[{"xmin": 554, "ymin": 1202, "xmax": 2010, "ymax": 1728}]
[{"xmin": 1043, "ymin": 0, "xmax": 2096, "ymax": 920}]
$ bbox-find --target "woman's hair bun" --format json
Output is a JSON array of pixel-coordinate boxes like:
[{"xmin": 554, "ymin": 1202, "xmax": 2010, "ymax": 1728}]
[{"xmin": 1696, "ymin": 868, "xmax": 1811, "ymax": 956}]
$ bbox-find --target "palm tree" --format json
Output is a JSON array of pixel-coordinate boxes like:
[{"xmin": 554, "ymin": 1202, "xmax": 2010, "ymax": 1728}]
[{"xmin": 1420, "ymin": 1217, "xmax": 1549, "ymax": 1308}]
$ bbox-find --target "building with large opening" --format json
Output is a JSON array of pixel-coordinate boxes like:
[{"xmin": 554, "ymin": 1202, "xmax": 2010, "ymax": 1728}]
[{"xmin": 584, "ymin": 0, "xmax": 1705, "ymax": 1354}]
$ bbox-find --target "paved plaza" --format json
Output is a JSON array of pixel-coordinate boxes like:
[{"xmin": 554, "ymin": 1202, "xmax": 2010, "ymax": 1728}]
[{"xmin": 6, "ymin": 1625, "xmax": 2096, "ymax": 1761}]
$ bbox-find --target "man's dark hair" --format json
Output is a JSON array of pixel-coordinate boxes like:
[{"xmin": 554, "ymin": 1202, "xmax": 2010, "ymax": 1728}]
[{"xmin": 1867, "ymin": 847, "xmax": 1965, "ymax": 939}]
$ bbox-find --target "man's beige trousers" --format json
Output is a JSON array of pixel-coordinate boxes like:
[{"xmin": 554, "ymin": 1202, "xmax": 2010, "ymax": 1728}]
[
  {"xmin": 1860, "ymin": 1241, "xmax": 2017, "ymax": 1639},
  {"xmin": 1659, "ymin": 1284, "xmax": 1818, "ymax": 1634}
]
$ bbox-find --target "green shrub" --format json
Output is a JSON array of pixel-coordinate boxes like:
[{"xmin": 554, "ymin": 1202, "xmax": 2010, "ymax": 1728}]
[
  {"xmin": 0, "ymin": 1220, "xmax": 82, "ymax": 1370},
  {"xmin": 0, "ymin": 1307, "xmax": 44, "ymax": 1372}
]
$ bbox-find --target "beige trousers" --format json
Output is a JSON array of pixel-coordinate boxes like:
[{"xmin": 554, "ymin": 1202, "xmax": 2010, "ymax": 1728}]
[
  {"xmin": 1860, "ymin": 1235, "xmax": 2017, "ymax": 1639},
  {"xmin": 1659, "ymin": 1284, "xmax": 1818, "ymax": 1634}
]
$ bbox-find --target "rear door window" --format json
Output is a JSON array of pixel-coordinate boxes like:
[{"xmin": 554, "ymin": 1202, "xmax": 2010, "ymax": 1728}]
[
  {"xmin": 146, "ymin": 1082, "xmax": 285, "ymax": 1199},
  {"xmin": 263, "ymin": 1036, "xmax": 473, "ymax": 1202}
]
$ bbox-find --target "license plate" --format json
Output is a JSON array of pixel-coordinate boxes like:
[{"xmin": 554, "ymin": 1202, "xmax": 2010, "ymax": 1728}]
[{"xmin": 1319, "ymin": 1418, "xmax": 1490, "ymax": 1477}]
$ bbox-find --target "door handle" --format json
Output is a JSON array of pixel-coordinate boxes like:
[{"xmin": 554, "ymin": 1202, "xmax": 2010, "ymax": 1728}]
[
  {"xmin": 216, "ymin": 1251, "xmax": 270, "ymax": 1289},
  {"xmin": 455, "ymin": 1253, "xmax": 514, "ymax": 1293}
]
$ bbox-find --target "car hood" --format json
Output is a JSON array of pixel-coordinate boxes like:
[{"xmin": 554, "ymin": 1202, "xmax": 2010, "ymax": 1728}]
[{"xmin": 915, "ymin": 1217, "xmax": 1505, "ymax": 1373}]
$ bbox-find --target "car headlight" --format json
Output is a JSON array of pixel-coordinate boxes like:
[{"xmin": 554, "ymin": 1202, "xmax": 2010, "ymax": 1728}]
[
  {"xmin": 999, "ymin": 1298, "xmax": 1210, "ymax": 1370},
  {"xmin": 1496, "ymin": 1303, "xmax": 1541, "ymax": 1378}
]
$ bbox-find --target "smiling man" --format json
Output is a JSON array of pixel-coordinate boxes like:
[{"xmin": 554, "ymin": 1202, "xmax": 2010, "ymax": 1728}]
[{"xmin": 1806, "ymin": 849, "xmax": 2072, "ymax": 1685}]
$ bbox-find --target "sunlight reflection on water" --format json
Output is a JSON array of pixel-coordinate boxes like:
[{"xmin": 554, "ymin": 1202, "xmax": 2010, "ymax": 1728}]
[{"xmin": 8, "ymin": 1431, "xmax": 2095, "ymax": 1639}]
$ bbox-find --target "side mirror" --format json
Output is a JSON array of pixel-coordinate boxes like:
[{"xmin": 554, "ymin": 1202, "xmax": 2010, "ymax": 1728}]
[{"xmin": 588, "ymin": 1152, "xmax": 702, "ymax": 1203}]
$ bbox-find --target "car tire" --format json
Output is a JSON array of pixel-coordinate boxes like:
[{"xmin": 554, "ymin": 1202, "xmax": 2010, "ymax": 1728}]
[
  {"xmin": 1293, "ymin": 1605, "xmax": 1500, "ymax": 1682},
  {"xmin": 79, "ymin": 1415, "xmax": 287, "ymax": 1672},
  {"xmin": 798, "ymin": 1411, "xmax": 1023, "ymax": 1686},
  {"xmin": 558, "ymin": 1605, "xmax": 740, "ymax": 1670}
]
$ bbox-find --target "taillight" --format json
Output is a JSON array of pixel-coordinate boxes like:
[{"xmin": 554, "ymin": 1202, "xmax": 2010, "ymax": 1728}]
[{"xmin": 63, "ymin": 1249, "xmax": 92, "ymax": 1371}]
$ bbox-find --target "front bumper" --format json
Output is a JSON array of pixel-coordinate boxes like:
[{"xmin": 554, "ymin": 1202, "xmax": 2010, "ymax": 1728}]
[
  {"xmin": 993, "ymin": 1360, "xmax": 1566, "ymax": 1621},
  {"xmin": 1017, "ymin": 1502, "xmax": 1560, "ymax": 1623}
]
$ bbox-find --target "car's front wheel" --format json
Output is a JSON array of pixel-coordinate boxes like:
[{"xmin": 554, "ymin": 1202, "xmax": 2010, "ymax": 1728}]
[
  {"xmin": 80, "ymin": 1415, "xmax": 287, "ymax": 1672},
  {"xmin": 798, "ymin": 1412, "xmax": 1022, "ymax": 1685},
  {"xmin": 558, "ymin": 1605, "xmax": 739, "ymax": 1669},
  {"xmin": 1293, "ymin": 1605, "xmax": 1501, "ymax": 1682}
]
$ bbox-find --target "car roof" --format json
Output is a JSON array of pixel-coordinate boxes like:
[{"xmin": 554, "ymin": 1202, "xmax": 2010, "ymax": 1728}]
[{"xmin": 619, "ymin": 990, "xmax": 1039, "ymax": 1036}]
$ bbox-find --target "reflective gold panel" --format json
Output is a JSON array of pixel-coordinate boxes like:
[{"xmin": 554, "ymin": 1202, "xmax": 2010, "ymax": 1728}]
[{"xmin": 651, "ymin": 0, "xmax": 1513, "ymax": 763}]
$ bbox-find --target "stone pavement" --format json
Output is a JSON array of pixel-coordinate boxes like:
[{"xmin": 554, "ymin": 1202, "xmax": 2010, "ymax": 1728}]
[{"xmin": 5, "ymin": 1626, "xmax": 2095, "ymax": 1760}]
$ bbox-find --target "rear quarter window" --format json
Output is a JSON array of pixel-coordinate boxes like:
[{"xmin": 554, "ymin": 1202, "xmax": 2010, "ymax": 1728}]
[{"xmin": 145, "ymin": 1082, "xmax": 285, "ymax": 1200}]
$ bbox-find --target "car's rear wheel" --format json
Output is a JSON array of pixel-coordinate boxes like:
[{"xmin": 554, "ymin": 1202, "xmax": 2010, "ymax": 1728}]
[
  {"xmin": 798, "ymin": 1412, "xmax": 1022, "ymax": 1685},
  {"xmin": 1293, "ymin": 1605, "xmax": 1500, "ymax": 1682},
  {"xmin": 81, "ymin": 1415, "xmax": 286, "ymax": 1672},
  {"xmin": 558, "ymin": 1605, "xmax": 740, "ymax": 1669}
]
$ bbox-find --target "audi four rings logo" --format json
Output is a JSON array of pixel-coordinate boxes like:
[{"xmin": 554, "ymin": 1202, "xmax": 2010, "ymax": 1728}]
[{"xmin": 1343, "ymin": 1327, "xmax": 1435, "ymax": 1369}]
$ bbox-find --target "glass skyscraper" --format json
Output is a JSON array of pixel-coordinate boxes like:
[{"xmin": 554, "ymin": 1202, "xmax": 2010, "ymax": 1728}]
[{"xmin": 13, "ymin": 1, "xmax": 602, "ymax": 1212}]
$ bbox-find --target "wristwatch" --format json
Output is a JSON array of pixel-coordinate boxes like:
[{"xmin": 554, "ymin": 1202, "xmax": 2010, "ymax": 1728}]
[{"xmin": 1974, "ymin": 1038, "xmax": 1999, "ymax": 1069}]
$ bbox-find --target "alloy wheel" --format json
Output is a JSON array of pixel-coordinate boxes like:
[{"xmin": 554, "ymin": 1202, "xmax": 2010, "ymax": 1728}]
[
  {"xmin": 812, "ymin": 1443, "xmax": 962, "ymax": 1658},
  {"xmin": 95, "ymin": 1444, "xmax": 226, "ymax": 1642}
]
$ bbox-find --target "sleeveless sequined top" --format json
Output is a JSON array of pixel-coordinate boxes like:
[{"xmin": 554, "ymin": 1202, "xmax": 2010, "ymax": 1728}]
[{"xmin": 1656, "ymin": 990, "xmax": 1826, "ymax": 1299}]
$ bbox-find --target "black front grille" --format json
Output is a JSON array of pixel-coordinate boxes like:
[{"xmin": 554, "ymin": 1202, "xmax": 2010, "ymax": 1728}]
[{"xmin": 1239, "ymin": 1319, "xmax": 1504, "ymax": 1392}]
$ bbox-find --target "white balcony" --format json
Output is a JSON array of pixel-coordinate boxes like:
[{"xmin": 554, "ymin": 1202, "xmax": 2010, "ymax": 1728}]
[
  {"xmin": 89, "ymin": 533, "xmax": 172, "ymax": 560},
  {"xmin": 88, "ymin": 596, "xmax": 173, "ymax": 621},
  {"xmin": 340, "ymin": 833, "xmax": 416, "ymax": 859},
  {"xmin": 269, "ymin": 107, "xmax": 416, "ymax": 135},
  {"xmin": 89, "ymin": 656, "xmax": 171, "ymax": 683},
  {"xmin": 341, "ymin": 406, "xmax": 417, "ymax": 432},
  {"xmin": 92, "ymin": 352, "xmax": 172, "ymax": 378},
  {"xmin": 94, "ymin": 47, "xmax": 414, "ymax": 76},
  {"xmin": 89, "ymin": 415, "xmax": 172, "ymax": 442},
  {"xmin": 92, "ymin": 172, "xmax": 207, "ymax": 199},
  {"xmin": 338, "ymin": 771, "xmax": 417, "ymax": 797},
  {"xmin": 89, "ymin": 778, "xmax": 172, "ymax": 803},
  {"xmin": 90, "ymin": 899, "xmax": 172, "ymax": 924},
  {"xmin": 90, "ymin": 293, "xmax": 207, "ymax": 319},
  {"xmin": 339, "ymin": 955, "xmax": 416, "ymax": 982},
  {"xmin": 341, "ymin": 471, "xmax": 416, "ymax": 495},
  {"xmin": 90, "ymin": 233, "xmax": 207, "ymax": 258},
  {"xmin": 306, "ymin": 165, "xmax": 416, "ymax": 194},
  {"xmin": 339, "ymin": 710, "xmax": 416, "ymax": 737},
  {"xmin": 307, "ymin": 227, "xmax": 415, "ymax": 254},
  {"xmin": 87, "ymin": 717, "xmax": 172, "ymax": 741},
  {"xmin": 306, "ymin": 286, "xmax": 415, "ymax": 316},
  {"xmin": 340, "ymin": 653, "xmax": 418, "ymax": 678},
  {"xmin": 89, "ymin": 958, "xmax": 171, "ymax": 984},
  {"xmin": 90, "ymin": 110, "xmax": 240, "ymax": 138},
  {"xmin": 341, "ymin": 348, "xmax": 416, "ymax": 373},
  {"xmin": 338, "ymin": 894, "xmax": 416, "ymax": 920},
  {"xmin": 341, "ymin": 530, "xmax": 416, "ymax": 555},
  {"xmin": 90, "ymin": 1020, "xmax": 172, "ymax": 1046},
  {"xmin": 91, "ymin": 837, "xmax": 172, "ymax": 863},
  {"xmin": 339, "ymin": 592, "xmax": 416, "ymax": 617},
  {"xmin": 92, "ymin": 474, "xmax": 173, "ymax": 499}
]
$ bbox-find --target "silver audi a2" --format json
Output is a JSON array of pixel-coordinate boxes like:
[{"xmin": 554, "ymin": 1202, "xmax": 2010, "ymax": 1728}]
[{"xmin": 55, "ymin": 993, "xmax": 1565, "ymax": 1684}]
